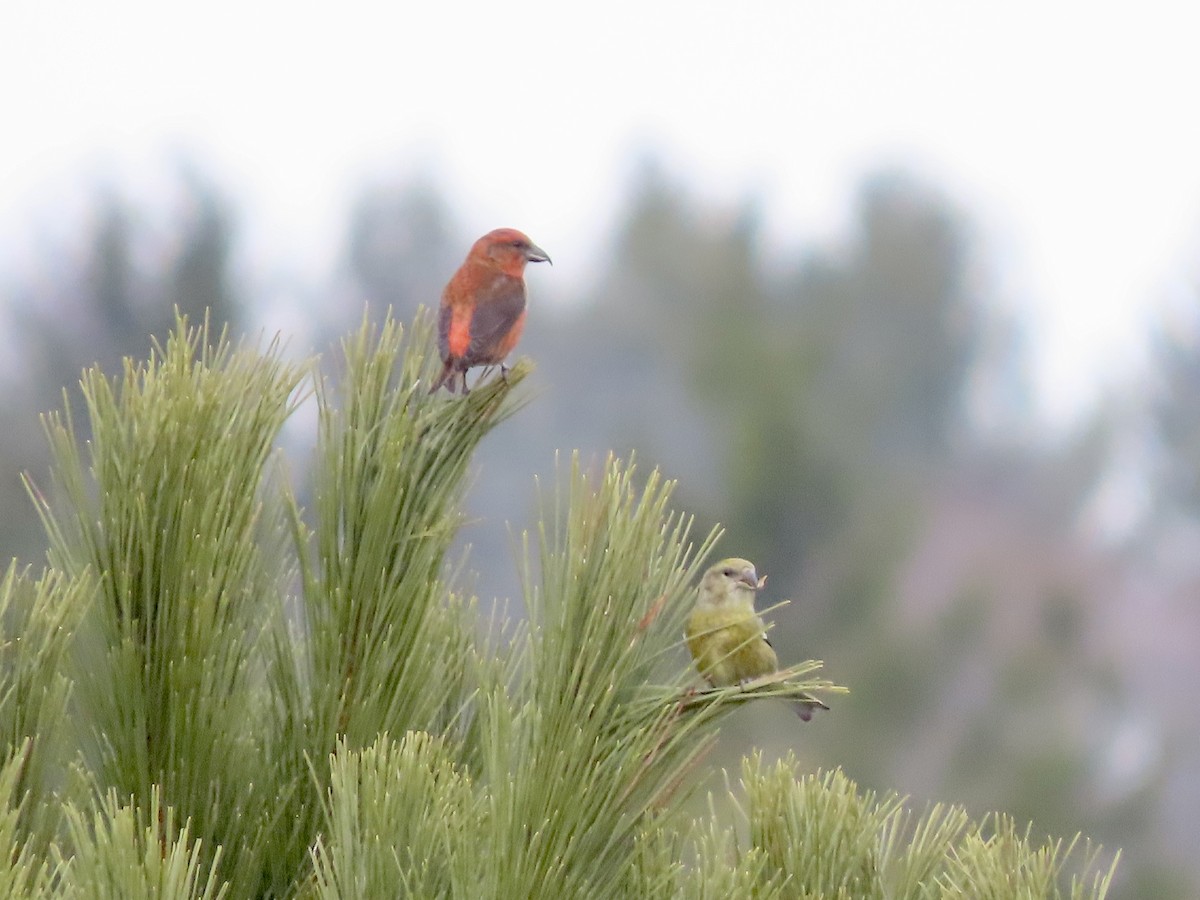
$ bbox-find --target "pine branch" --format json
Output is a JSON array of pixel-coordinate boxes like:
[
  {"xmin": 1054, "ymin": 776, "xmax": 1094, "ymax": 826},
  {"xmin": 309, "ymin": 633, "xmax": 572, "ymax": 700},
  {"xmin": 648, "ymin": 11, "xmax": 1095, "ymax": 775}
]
[{"xmin": 34, "ymin": 311, "xmax": 305, "ymax": 896}]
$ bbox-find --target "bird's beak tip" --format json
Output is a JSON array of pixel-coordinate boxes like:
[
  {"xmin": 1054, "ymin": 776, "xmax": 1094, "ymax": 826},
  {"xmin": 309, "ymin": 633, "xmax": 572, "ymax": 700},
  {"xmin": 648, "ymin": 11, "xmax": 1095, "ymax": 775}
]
[
  {"xmin": 739, "ymin": 568, "xmax": 761, "ymax": 590},
  {"xmin": 527, "ymin": 244, "xmax": 551, "ymax": 265}
]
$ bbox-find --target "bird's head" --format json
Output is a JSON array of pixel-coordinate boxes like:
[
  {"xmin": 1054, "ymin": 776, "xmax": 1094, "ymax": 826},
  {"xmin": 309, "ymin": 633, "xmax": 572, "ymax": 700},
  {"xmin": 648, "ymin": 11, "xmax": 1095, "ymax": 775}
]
[
  {"xmin": 475, "ymin": 228, "xmax": 551, "ymax": 276},
  {"xmin": 698, "ymin": 557, "xmax": 762, "ymax": 607}
]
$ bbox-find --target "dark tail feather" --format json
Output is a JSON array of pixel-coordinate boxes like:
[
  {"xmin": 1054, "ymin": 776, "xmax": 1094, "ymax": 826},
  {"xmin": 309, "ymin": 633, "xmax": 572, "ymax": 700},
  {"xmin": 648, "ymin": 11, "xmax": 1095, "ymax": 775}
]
[
  {"xmin": 793, "ymin": 696, "xmax": 830, "ymax": 722},
  {"xmin": 430, "ymin": 361, "xmax": 458, "ymax": 394}
]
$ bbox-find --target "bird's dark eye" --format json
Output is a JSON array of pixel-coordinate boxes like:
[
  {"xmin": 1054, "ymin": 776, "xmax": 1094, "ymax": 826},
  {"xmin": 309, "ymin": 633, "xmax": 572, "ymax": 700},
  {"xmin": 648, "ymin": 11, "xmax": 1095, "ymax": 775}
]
[
  {"xmin": 512, "ymin": 240, "xmax": 524, "ymax": 248},
  {"xmin": 722, "ymin": 568, "xmax": 734, "ymax": 577}
]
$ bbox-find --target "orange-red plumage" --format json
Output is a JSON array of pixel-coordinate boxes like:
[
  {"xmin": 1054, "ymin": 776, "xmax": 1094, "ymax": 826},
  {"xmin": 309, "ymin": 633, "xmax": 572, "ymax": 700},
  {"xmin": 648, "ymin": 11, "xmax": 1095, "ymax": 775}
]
[{"xmin": 431, "ymin": 228, "xmax": 551, "ymax": 394}]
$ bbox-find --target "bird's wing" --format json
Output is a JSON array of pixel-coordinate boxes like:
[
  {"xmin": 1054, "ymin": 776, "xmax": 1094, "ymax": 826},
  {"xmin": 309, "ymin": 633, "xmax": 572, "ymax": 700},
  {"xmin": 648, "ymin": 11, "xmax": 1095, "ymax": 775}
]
[
  {"xmin": 465, "ymin": 278, "xmax": 526, "ymax": 365},
  {"xmin": 437, "ymin": 302, "xmax": 453, "ymax": 360}
]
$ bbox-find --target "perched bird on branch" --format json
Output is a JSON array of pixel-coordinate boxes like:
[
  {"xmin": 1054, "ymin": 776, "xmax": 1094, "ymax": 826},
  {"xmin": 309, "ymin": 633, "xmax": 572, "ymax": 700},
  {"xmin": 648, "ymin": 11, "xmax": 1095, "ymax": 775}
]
[
  {"xmin": 685, "ymin": 557, "xmax": 821, "ymax": 720},
  {"xmin": 431, "ymin": 227, "xmax": 551, "ymax": 394}
]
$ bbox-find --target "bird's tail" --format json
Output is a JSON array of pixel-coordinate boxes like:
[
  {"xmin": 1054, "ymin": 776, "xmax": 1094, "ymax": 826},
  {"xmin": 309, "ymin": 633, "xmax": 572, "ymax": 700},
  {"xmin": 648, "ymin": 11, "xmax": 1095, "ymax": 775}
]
[
  {"xmin": 429, "ymin": 361, "xmax": 458, "ymax": 394},
  {"xmin": 793, "ymin": 696, "xmax": 830, "ymax": 722}
]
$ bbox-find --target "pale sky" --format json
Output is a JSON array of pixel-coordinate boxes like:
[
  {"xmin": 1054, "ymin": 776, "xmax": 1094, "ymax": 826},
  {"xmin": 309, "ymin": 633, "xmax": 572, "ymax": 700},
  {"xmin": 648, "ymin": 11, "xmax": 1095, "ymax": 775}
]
[{"xmin": 2, "ymin": 0, "xmax": 1199, "ymax": 423}]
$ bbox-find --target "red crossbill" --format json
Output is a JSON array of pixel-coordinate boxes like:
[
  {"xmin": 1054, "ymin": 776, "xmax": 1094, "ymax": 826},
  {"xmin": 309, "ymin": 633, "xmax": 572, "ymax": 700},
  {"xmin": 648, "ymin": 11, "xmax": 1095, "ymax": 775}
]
[
  {"xmin": 430, "ymin": 227, "xmax": 551, "ymax": 394},
  {"xmin": 685, "ymin": 558, "xmax": 824, "ymax": 721}
]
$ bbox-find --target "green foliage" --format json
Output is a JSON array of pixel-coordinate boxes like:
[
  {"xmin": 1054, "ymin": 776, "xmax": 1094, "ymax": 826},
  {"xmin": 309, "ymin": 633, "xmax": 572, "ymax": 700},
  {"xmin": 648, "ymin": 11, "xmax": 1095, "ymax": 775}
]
[
  {"xmin": 0, "ymin": 173, "xmax": 244, "ymax": 564},
  {"xmin": 468, "ymin": 454, "xmax": 719, "ymax": 897},
  {"xmin": 0, "ymin": 566, "xmax": 86, "ymax": 853},
  {"xmin": 306, "ymin": 451, "xmax": 838, "ymax": 898},
  {"xmin": 0, "ymin": 744, "xmax": 55, "ymax": 899},
  {"xmin": 311, "ymin": 732, "xmax": 474, "ymax": 898},
  {"xmin": 268, "ymin": 311, "xmax": 530, "ymax": 890},
  {"xmin": 56, "ymin": 786, "xmax": 227, "ymax": 900},
  {"xmin": 31, "ymin": 314, "xmax": 304, "ymax": 895},
  {"xmin": 735, "ymin": 758, "xmax": 1116, "ymax": 900},
  {"xmin": 0, "ymin": 310, "xmax": 1111, "ymax": 897},
  {"xmin": 294, "ymin": 310, "xmax": 523, "ymax": 748}
]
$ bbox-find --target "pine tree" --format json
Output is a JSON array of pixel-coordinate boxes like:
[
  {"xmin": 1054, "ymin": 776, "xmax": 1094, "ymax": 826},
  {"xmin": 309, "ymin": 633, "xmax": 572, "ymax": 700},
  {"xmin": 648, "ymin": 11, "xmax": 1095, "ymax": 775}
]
[{"xmin": 0, "ymin": 311, "xmax": 1115, "ymax": 897}]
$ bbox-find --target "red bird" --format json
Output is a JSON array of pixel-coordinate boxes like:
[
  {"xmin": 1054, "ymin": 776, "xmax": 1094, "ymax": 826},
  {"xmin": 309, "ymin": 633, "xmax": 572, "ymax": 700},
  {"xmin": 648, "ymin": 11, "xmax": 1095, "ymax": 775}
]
[{"xmin": 431, "ymin": 227, "xmax": 551, "ymax": 394}]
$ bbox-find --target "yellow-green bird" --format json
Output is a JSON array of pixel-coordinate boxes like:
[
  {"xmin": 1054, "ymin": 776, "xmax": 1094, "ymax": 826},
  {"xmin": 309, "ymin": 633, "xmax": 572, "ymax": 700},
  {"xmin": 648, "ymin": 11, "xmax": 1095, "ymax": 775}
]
[
  {"xmin": 685, "ymin": 557, "xmax": 822, "ymax": 720},
  {"xmin": 686, "ymin": 558, "xmax": 776, "ymax": 686}
]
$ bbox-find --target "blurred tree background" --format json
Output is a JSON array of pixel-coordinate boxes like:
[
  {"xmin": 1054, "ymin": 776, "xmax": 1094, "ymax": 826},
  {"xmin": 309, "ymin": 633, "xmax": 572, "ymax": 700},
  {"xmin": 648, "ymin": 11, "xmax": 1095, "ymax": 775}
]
[{"xmin": 1, "ymin": 158, "xmax": 1197, "ymax": 898}]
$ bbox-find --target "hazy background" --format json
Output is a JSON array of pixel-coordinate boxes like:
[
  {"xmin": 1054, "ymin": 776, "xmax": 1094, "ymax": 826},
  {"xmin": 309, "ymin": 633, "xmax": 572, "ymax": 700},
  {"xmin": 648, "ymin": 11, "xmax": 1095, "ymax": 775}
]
[{"xmin": 3, "ymin": 3, "xmax": 1199, "ymax": 896}]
